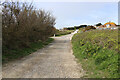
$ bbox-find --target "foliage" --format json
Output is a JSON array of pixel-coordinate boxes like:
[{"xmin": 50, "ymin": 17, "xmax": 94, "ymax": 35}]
[
  {"xmin": 72, "ymin": 29, "xmax": 119, "ymax": 78},
  {"xmin": 83, "ymin": 26, "xmax": 96, "ymax": 32},
  {"xmin": 3, "ymin": 38, "xmax": 54, "ymax": 63},
  {"xmin": 63, "ymin": 25, "xmax": 87, "ymax": 30},
  {"xmin": 55, "ymin": 30, "xmax": 74, "ymax": 36},
  {"xmin": 96, "ymin": 23, "xmax": 102, "ymax": 26},
  {"xmin": 2, "ymin": 1, "xmax": 56, "ymax": 56},
  {"xmin": 78, "ymin": 28, "xmax": 84, "ymax": 33}
]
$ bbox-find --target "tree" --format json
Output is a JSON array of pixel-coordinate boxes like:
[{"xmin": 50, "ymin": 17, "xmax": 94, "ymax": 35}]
[
  {"xmin": 2, "ymin": 1, "xmax": 56, "ymax": 51},
  {"xmin": 96, "ymin": 23, "xmax": 102, "ymax": 26}
]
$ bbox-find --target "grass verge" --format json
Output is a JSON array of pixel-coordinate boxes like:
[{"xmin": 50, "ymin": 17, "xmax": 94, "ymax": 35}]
[
  {"xmin": 55, "ymin": 30, "xmax": 74, "ymax": 36},
  {"xmin": 2, "ymin": 38, "xmax": 54, "ymax": 64},
  {"xmin": 72, "ymin": 29, "xmax": 119, "ymax": 78}
]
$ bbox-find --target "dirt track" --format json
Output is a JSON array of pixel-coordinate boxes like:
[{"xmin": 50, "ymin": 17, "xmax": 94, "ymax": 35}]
[{"xmin": 2, "ymin": 31, "xmax": 84, "ymax": 78}]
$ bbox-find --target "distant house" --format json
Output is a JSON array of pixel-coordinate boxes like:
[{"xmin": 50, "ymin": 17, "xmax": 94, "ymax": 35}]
[
  {"xmin": 98, "ymin": 25, "xmax": 106, "ymax": 28},
  {"xmin": 97, "ymin": 22, "xmax": 117, "ymax": 30},
  {"xmin": 116, "ymin": 25, "xmax": 120, "ymax": 27},
  {"xmin": 104, "ymin": 22, "xmax": 116, "ymax": 28}
]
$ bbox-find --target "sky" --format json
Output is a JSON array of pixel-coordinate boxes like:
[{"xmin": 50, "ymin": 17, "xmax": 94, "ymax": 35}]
[
  {"xmin": 3, "ymin": 0, "xmax": 119, "ymax": 2},
  {"xmin": 1, "ymin": 0, "xmax": 119, "ymax": 29},
  {"xmin": 33, "ymin": 2, "xmax": 118, "ymax": 29}
]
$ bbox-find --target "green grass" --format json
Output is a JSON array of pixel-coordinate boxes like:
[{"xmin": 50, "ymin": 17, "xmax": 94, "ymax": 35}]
[
  {"xmin": 2, "ymin": 38, "xmax": 54, "ymax": 64},
  {"xmin": 55, "ymin": 30, "xmax": 74, "ymax": 36},
  {"xmin": 72, "ymin": 29, "xmax": 119, "ymax": 78}
]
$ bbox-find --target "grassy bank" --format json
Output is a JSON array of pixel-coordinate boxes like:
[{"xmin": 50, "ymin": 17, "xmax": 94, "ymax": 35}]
[
  {"xmin": 3, "ymin": 38, "xmax": 54, "ymax": 64},
  {"xmin": 72, "ymin": 29, "xmax": 119, "ymax": 78},
  {"xmin": 55, "ymin": 30, "xmax": 74, "ymax": 36}
]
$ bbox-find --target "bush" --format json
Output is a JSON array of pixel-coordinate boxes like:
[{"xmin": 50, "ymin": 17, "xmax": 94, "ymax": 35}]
[
  {"xmin": 83, "ymin": 26, "xmax": 96, "ymax": 32},
  {"xmin": 2, "ymin": 1, "xmax": 56, "ymax": 54}
]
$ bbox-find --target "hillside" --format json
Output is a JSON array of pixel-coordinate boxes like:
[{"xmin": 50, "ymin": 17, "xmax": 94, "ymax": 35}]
[{"xmin": 72, "ymin": 29, "xmax": 119, "ymax": 78}]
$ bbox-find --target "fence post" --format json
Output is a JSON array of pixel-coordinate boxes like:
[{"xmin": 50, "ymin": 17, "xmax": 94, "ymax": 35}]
[{"xmin": 54, "ymin": 34, "xmax": 55, "ymax": 37}]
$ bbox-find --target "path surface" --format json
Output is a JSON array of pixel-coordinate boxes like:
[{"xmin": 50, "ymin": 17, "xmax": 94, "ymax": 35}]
[{"xmin": 2, "ymin": 31, "xmax": 84, "ymax": 78}]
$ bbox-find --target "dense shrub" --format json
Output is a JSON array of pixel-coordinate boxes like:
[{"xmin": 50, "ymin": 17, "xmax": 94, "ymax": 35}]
[
  {"xmin": 2, "ymin": 1, "xmax": 56, "ymax": 53},
  {"xmin": 83, "ymin": 26, "xmax": 96, "ymax": 32}
]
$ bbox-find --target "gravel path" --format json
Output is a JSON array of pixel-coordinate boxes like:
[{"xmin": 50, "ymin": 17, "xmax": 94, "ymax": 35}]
[{"xmin": 2, "ymin": 32, "xmax": 84, "ymax": 78}]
